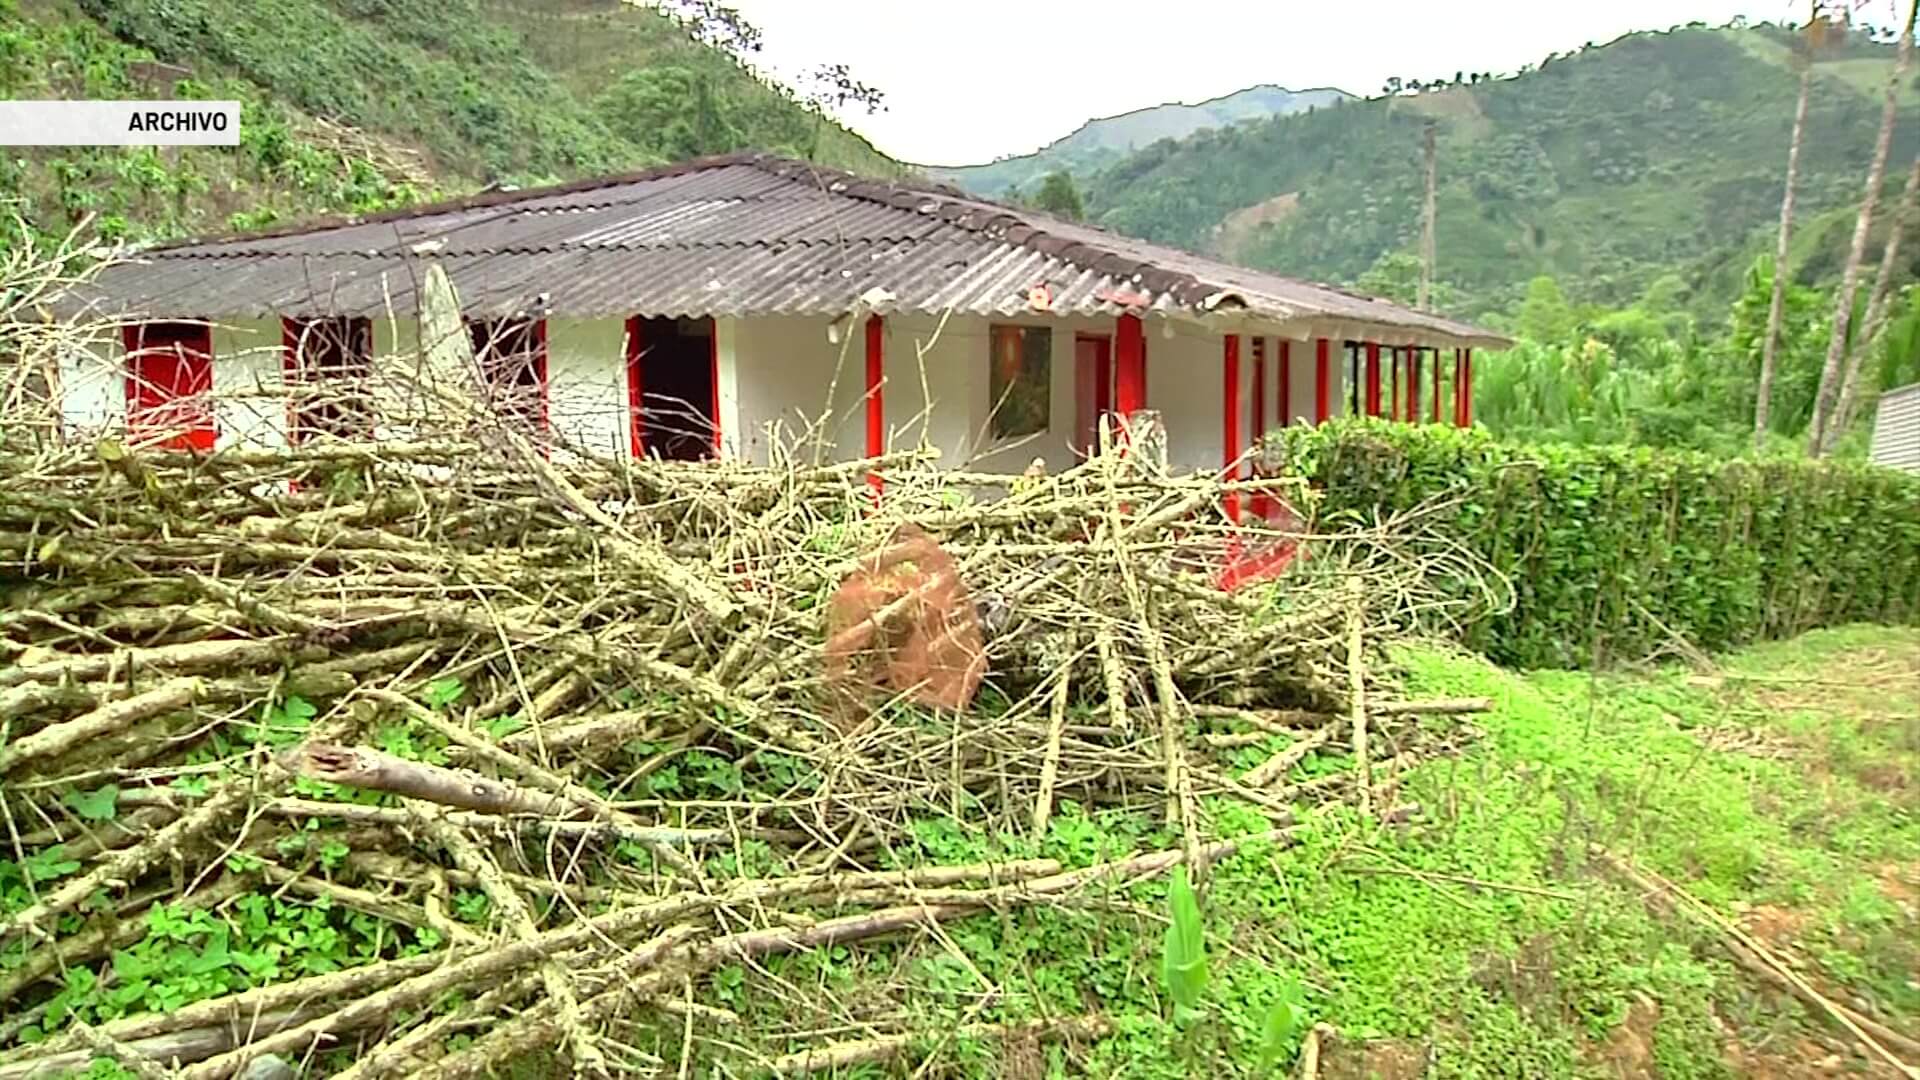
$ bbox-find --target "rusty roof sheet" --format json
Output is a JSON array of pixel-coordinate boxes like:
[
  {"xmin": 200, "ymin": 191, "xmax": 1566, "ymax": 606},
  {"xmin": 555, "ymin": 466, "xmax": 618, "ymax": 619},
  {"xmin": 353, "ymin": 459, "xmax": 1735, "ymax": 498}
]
[{"xmin": 57, "ymin": 154, "xmax": 1510, "ymax": 349}]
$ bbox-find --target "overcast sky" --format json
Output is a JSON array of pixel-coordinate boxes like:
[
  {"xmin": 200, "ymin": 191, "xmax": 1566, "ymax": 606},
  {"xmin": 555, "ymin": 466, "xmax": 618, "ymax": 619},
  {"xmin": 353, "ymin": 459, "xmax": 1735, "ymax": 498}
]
[{"xmin": 722, "ymin": 0, "xmax": 1862, "ymax": 165}]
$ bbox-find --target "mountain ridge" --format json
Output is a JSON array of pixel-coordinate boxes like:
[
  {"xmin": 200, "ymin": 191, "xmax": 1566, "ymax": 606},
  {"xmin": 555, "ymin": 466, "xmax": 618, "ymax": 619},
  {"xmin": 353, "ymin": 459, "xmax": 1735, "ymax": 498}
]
[{"xmin": 922, "ymin": 83, "xmax": 1352, "ymax": 197}]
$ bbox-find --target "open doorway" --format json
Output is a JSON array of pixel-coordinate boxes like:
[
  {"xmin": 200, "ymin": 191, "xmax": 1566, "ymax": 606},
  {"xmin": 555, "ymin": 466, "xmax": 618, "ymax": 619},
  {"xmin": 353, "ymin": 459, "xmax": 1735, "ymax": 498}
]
[{"xmin": 626, "ymin": 315, "xmax": 717, "ymax": 461}]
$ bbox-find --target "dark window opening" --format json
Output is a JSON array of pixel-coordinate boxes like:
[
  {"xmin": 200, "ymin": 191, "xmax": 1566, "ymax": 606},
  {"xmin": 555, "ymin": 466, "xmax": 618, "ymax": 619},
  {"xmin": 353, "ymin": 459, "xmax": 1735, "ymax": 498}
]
[
  {"xmin": 123, "ymin": 321, "xmax": 215, "ymax": 452},
  {"xmin": 468, "ymin": 318, "xmax": 548, "ymax": 434},
  {"xmin": 989, "ymin": 324, "xmax": 1051, "ymax": 441},
  {"xmin": 627, "ymin": 315, "xmax": 716, "ymax": 462},
  {"xmin": 282, "ymin": 316, "xmax": 374, "ymax": 444}
]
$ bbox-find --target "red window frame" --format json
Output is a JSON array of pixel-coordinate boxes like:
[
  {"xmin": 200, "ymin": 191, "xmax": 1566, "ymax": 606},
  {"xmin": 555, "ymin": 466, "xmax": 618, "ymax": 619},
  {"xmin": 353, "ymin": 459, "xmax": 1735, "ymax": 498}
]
[
  {"xmin": 467, "ymin": 317, "xmax": 549, "ymax": 436},
  {"xmin": 281, "ymin": 316, "xmax": 374, "ymax": 445},
  {"xmin": 123, "ymin": 321, "xmax": 215, "ymax": 452}
]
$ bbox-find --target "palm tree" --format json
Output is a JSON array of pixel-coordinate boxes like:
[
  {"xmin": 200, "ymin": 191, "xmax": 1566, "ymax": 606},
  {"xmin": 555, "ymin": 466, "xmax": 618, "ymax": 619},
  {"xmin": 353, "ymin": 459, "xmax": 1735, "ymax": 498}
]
[
  {"xmin": 1755, "ymin": 10, "xmax": 1820, "ymax": 451},
  {"xmin": 1809, "ymin": 0, "xmax": 1917, "ymax": 455},
  {"xmin": 1824, "ymin": 154, "xmax": 1920, "ymax": 451}
]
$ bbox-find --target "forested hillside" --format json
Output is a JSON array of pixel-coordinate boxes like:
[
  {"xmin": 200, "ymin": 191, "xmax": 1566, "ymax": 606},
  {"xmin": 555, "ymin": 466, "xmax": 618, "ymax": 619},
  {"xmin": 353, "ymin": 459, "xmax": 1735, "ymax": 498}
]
[
  {"xmin": 1084, "ymin": 24, "xmax": 1919, "ymax": 321},
  {"xmin": 924, "ymin": 84, "xmax": 1350, "ymax": 200},
  {"xmin": 0, "ymin": 0, "xmax": 897, "ymax": 248}
]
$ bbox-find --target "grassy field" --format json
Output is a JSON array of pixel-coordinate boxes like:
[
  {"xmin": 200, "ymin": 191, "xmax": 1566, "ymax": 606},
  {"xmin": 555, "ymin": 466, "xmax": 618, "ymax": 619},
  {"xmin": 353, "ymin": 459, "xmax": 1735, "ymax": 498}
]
[{"xmin": 676, "ymin": 626, "xmax": 1918, "ymax": 1077}]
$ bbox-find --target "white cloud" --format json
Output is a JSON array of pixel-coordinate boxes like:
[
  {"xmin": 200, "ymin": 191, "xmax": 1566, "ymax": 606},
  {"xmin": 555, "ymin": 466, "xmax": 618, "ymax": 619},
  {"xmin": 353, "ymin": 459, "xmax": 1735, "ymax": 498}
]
[{"xmin": 723, "ymin": 0, "xmax": 1837, "ymax": 165}]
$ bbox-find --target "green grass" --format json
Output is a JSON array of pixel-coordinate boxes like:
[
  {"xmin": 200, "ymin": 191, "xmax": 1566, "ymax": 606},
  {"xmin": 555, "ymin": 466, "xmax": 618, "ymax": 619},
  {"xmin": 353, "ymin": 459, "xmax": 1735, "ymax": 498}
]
[{"xmin": 652, "ymin": 626, "xmax": 1919, "ymax": 1076}]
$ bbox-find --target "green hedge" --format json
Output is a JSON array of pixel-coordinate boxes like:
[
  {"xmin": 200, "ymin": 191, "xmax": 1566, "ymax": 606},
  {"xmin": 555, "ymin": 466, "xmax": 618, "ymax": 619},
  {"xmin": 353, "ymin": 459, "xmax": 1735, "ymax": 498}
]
[{"xmin": 1273, "ymin": 420, "xmax": 1920, "ymax": 668}]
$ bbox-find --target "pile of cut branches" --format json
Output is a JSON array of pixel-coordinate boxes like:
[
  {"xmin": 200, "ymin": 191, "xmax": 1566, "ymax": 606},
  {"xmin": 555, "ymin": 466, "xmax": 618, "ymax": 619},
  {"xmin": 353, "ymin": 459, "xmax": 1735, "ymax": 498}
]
[{"xmin": 0, "ymin": 404, "xmax": 1491, "ymax": 1077}]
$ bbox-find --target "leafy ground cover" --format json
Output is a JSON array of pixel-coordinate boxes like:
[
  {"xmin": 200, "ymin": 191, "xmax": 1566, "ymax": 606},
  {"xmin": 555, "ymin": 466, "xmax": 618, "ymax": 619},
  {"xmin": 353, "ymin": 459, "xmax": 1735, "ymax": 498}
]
[{"xmin": 664, "ymin": 625, "xmax": 1919, "ymax": 1076}]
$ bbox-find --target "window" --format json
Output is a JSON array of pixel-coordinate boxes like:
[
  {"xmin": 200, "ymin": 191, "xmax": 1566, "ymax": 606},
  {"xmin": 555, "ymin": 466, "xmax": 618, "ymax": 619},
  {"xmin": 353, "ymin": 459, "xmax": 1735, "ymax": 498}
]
[
  {"xmin": 467, "ymin": 318, "xmax": 548, "ymax": 433},
  {"xmin": 123, "ymin": 321, "xmax": 215, "ymax": 452},
  {"xmin": 988, "ymin": 324, "xmax": 1050, "ymax": 440},
  {"xmin": 281, "ymin": 317, "xmax": 373, "ymax": 444}
]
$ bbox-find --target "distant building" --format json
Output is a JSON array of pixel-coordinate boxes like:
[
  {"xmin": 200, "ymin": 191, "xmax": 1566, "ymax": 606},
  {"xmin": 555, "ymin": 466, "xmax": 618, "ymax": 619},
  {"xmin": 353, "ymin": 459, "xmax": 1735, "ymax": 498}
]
[
  {"xmin": 1872, "ymin": 382, "xmax": 1920, "ymax": 472},
  {"xmin": 52, "ymin": 153, "xmax": 1507, "ymax": 476}
]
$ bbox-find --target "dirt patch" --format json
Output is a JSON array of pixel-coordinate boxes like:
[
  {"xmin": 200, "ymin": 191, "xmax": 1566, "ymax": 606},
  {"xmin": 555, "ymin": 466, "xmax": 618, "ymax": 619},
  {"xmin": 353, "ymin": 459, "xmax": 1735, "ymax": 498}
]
[
  {"xmin": 1211, "ymin": 191, "xmax": 1300, "ymax": 260},
  {"xmin": 1736, "ymin": 903, "xmax": 1811, "ymax": 949},
  {"xmin": 1387, "ymin": 88, "xmax": 1493, "ymax": 139},
  {"xmin": 1596, "ymin": 993, "xmax": 1660, "ymax": 1080},
  {"xmin": 1873, "ymin": 863, "xmax": 1919, "ymax": 911},
  {"xmin": 1001, "ymin": 1025, "xmax": 1046, "ymax": 1080},
  {"xmin": 1320, "ymin": 1033, "xmax": 1429, "ymax": 1080}
]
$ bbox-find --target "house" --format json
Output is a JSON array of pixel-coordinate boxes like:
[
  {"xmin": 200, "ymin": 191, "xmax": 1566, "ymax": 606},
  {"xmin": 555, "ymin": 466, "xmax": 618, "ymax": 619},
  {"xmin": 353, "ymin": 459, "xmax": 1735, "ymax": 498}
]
[
  {"xmin": 52, "ymin": 153, "xmax": 1508, "ymax": 475},
  {"xmin": 1872, "ymin": 382, "xmax": 1920, "ymax": 472}
]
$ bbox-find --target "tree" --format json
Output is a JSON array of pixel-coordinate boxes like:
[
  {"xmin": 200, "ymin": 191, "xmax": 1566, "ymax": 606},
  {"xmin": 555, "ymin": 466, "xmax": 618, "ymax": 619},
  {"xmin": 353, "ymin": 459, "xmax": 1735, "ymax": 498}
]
[
  {"xmin": 1809, "ymin": 0, "xmax": 1917, "ymax": 455},
  {"xmin": 1755, "ymin": 6, "xmax": 1822, "ymax": 452},
  {"xmin": 1032, "ymin": 171, "xmax": 1085, "ymax": 221},
  {"xmin": 1826, "ymin": 155, "xmax": 1920, "ymax": 449},
  {"xmin": 1516, "ymin": 276, "xmax": 1577, "ymax": 343}
]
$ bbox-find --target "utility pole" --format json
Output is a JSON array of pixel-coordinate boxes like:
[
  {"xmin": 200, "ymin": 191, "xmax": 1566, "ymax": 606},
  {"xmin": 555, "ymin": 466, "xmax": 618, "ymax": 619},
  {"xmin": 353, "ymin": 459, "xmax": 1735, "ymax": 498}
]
[{"xmin": 1419, "ymin": 120, "xmax": 1437, "ymax": 311}]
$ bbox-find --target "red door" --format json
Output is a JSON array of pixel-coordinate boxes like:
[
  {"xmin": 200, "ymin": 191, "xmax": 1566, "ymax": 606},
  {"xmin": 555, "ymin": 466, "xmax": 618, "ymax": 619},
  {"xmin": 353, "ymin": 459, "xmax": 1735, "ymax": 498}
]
[
  {"xmin": 1074, "ymin": 333, "xmax": 1113, "ymax": 455},
  {"xmin": 123, "ymin": 322, "xmax": 215, "ymax": 452}
]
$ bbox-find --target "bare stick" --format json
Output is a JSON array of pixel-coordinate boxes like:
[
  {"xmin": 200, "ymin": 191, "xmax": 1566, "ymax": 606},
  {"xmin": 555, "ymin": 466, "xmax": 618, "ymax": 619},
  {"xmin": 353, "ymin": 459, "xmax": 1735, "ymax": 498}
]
[
  {"xmin": 768, "ymin": 1016, "xmax": 1111, "ymax": 1076},
  {"xmin": 1346, "ymin": 579, "xmax": 1371, "ymax": 819},
  {"xmin": 1032, "ymin": 667, "xmax": 1071, "ymax": 837}
]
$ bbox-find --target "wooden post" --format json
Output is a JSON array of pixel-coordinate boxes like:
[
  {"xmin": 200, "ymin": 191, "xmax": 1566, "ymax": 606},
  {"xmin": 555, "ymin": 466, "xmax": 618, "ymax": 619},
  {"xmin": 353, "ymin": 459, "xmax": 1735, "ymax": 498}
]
[
  {"xmin": 1314, "ymin": 338, "xmax": 1330, "ymax": 424},
  {"xmin": 624, "ymin": 316, "xmax": 645, "ymax": 457},
  {"xmin": 1223, "ymin": 334, "xmax": 1241, "ymax": 522},
  {"xmin": 865, "ymin": 314, "xmax": 883, "ymax": 497},
  {"xmin": 1365, "ymin": 341, "xmax": 1382, "ymax": 417}
]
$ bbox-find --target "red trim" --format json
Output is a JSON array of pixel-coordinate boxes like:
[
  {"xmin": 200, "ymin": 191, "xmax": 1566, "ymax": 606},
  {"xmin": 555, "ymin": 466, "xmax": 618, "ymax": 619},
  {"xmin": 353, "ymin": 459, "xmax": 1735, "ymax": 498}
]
[
  {"xmin": 1460, "ymin": 349, "xmax": 1473, "ymax": 427},
  {"xmin": 625, "ymin": 316, "xmax": 645, "ymax": 456},
  {"xmin": 1115, "ymin": 313, "xmax": 1145, "ymax": 417},
  {"xmin": 1278, "ymin": 339, "xmax": 1291, "ymax": 426},
  {"xmin": 1223, "ymin": 334, "xmax": 1241, "ymax": 522},
  {"xmin": 1408, "ymin": 348, "xmax": 1421, "ymax": 422},
  {"xmin": 708, "ymin": 320, "xmax": 722, "ymax": 457},
  {"xmin": 1364, "ymin": 341, "xmax": 1382, "ymax": 417},
  {"xmin": 123, "ymin": 321, "xmax": 216, "ymax": 452},
  {"xmin": 865, "ymin": 314, "xmax": 883, "ymax": 498},
  {"xmin": 864, "ymin": 315, "xmax": 884, "ymax": 457},
  {"xmin": 1313, "ymin": 338, "xmax": 1330, "ymax": 424}
]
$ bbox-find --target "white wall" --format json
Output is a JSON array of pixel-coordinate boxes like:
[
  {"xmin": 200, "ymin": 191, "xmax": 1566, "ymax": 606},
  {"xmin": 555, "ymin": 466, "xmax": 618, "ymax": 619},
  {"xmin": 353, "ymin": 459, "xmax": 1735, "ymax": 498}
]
[{"xmin": 56, "ymin": 313, "xmax": 1359, "ymax": 473}]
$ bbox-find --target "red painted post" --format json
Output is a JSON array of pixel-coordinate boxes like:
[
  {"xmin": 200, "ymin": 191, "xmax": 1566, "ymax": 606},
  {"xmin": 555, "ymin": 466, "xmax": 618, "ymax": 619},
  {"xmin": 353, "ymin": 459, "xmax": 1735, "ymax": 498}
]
[
  {"xmin": 1408, "ymin": 348, "xmax": 1421, "ymax": 422},
  {"xmin": 1115, "ymin": 313, "xmax": 1146, "ymax": 418},
  {"xmin": 624, "ymin": 316, "xmax": 645, "ymax": 457},
  {"xmin": 865, "ymin": 314, "xmax": 884, "ymax": 497},
  {"xmin": 1223, "ymin": 334, "xmax": 1241, "ymax": 522},
  {"xmin": 1461, "ymin": 348, "xmax": 1473, "ymax": 427},
  {"xmin": 1313, "ymin": 338, "xmax": 1330, "ymax": 424},
  {"xmin": 1364, "ymin": 341, "xmax": 1382, "ymax": 417}
]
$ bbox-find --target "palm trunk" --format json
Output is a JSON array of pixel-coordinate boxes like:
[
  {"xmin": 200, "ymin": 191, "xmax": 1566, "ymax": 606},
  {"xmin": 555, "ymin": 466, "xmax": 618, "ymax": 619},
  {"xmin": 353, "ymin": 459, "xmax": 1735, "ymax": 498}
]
[
  {"xmin": 1755, "ymin": 67, "xmax": 1812, "ymax": 452},
  {"xmin": 1419, "ymin": 121, "xmax": 1437, "ymax": 312},
  {"xmin": 1823, "ymin": 154, "xmax": 1920, "ymax": 452},
  {"xmin": 1808, "ymin": 0, "xmax": 1917, "ymax": 455}
]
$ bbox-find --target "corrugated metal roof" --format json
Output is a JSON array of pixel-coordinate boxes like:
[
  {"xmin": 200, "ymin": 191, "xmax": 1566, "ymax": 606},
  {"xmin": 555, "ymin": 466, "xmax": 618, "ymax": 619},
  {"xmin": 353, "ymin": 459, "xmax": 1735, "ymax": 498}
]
[
  {"xmin": 1872, "ymin": 382, "xmax": 1920, "ymax": 472},
  {"xmin": 56, "ymin": 153, "xmax": 1510, "ymax": 349}
]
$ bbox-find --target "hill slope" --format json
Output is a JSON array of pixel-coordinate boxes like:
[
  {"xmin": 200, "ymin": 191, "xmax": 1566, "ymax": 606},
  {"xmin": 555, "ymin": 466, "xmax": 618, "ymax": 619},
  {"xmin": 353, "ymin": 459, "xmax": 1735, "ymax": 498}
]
[
  {"xmin": 0, "ymin": 0, "xmax": 897, "ymax": 248},
  {"xmin": 925, "ymin": 84, "xmax": 1351, "ymax": 198},
  {"xmin": 1082, "ymin": 25, "xmax": 1920, "ymax": 319}
]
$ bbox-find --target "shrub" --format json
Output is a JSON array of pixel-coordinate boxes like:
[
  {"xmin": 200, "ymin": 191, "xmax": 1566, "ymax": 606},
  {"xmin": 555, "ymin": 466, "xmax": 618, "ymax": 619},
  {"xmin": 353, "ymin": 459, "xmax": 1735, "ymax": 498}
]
[{"xmin": 1274, "ymin": 420, "xmax": 1920, "ymax": 667}]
